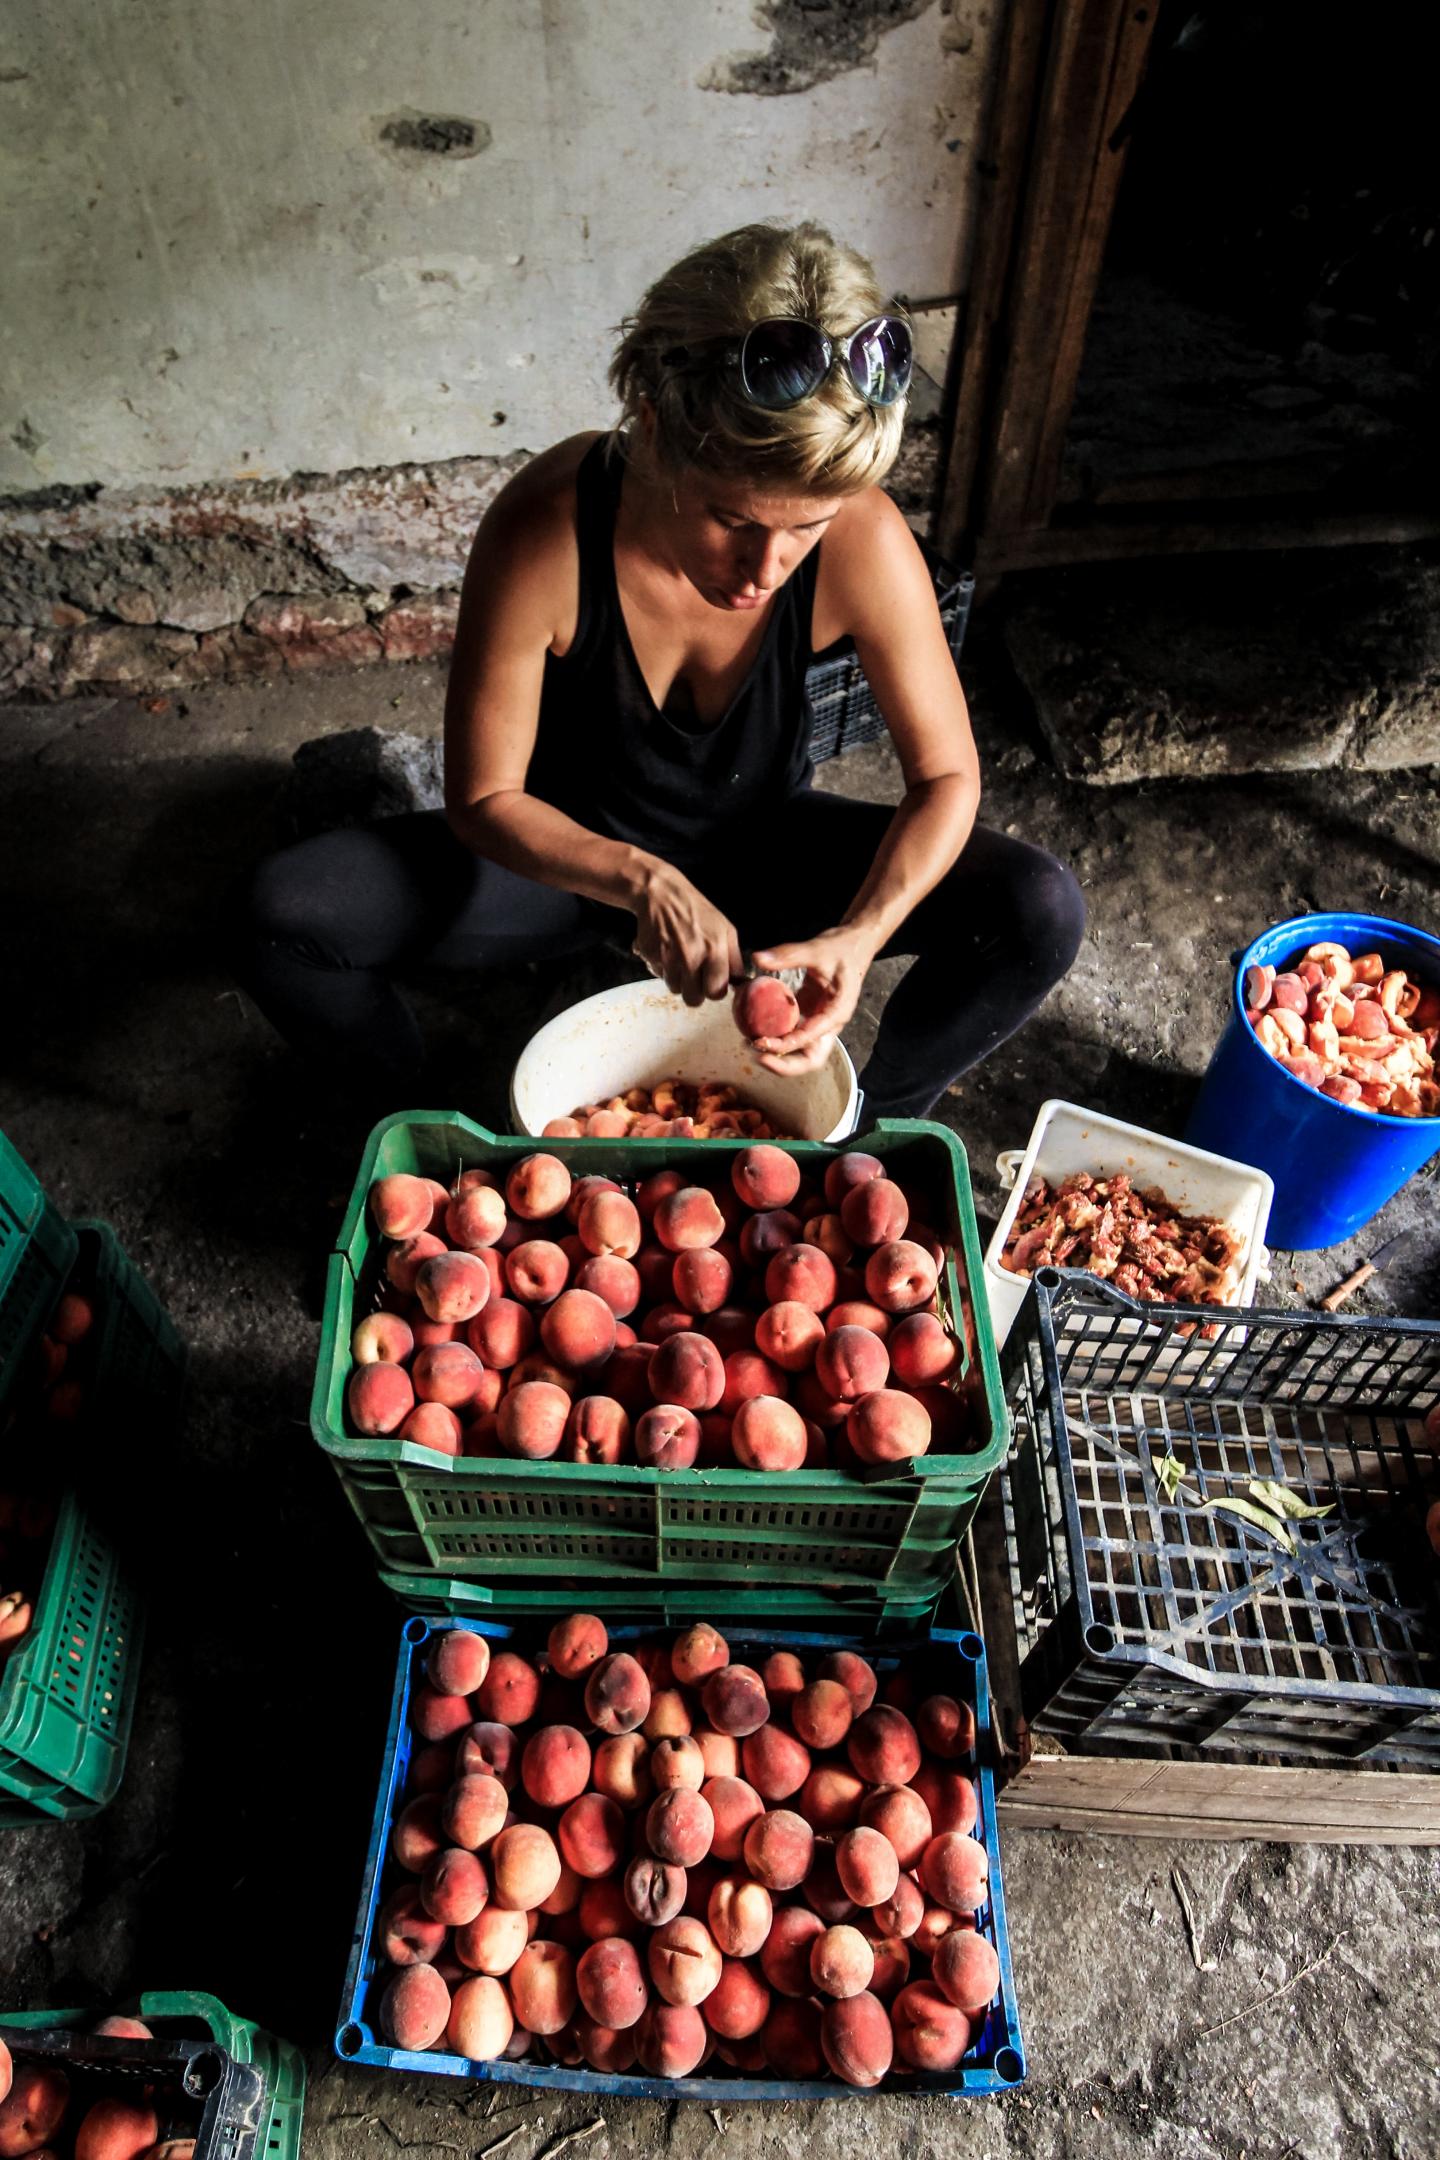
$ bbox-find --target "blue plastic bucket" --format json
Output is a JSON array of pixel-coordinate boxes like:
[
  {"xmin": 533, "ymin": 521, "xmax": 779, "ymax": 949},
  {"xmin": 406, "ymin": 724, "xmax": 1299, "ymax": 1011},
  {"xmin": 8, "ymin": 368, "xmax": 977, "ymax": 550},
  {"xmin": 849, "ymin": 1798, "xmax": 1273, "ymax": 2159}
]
[{"xmin": 1185, "ymin": 912, "xmax": 1440, "ymax": 1249}]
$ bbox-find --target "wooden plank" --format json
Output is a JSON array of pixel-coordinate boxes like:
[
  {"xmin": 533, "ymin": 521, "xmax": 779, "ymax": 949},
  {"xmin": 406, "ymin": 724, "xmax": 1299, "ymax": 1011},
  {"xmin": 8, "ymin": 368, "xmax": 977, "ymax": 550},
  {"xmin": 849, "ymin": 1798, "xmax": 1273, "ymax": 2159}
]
[
  {"xmin": 978, "ymin": 0, "xmax": 1160, "ymax": 546},
  {"xmin": 999, "ymin": 1751, "xmax": 1440, "ymax": 1844},
  {"xmin": 978, "ymin": 505, "xmax": 1440, "ymax": 574},
  {"xmin": 935, "ymin": 0, "xmax": 1053, "ymax": 561}
]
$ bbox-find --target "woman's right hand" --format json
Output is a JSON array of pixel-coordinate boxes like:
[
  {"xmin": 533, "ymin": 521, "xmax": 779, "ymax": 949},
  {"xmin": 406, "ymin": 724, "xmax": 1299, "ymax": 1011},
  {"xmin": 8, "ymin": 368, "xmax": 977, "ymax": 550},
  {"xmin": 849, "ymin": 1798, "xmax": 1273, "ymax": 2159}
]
[{"xmin": 632, "ymin": 861, "xmax": 744, "ymax": 1007}]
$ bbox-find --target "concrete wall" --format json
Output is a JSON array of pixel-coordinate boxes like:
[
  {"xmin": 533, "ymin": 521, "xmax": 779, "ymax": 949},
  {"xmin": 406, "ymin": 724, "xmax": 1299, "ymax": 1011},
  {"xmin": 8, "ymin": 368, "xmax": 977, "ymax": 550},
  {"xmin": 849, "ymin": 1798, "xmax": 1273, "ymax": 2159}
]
[{"xmin": 1, "ymin": 0, "xmax": 997, "ymax": 495}]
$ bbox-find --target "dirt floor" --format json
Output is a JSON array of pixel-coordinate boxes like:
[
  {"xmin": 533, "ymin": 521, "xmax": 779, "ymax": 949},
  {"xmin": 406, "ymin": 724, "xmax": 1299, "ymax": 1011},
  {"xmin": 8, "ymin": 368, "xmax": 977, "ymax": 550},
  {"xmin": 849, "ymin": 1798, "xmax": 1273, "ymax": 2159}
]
[{"xmin": 1, "ymin": 627, "xmax": 1438, "ymax": 2157}]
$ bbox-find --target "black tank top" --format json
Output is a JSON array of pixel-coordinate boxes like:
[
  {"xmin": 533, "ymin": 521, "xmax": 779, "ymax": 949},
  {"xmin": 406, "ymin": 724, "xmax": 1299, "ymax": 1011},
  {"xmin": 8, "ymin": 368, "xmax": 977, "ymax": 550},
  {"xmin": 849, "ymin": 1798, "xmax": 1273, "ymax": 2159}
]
[{"xmin": 526, "ymin": 438, "xmax": 817, "ymax": 869}]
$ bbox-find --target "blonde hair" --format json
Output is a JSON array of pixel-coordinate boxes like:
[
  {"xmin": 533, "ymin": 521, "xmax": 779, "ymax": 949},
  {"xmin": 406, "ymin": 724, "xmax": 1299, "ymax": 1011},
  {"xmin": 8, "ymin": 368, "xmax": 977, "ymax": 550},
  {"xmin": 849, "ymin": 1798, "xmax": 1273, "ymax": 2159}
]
[{"xmin": 609, "ymin": 222, "xmax": 907, "ymax": 495}]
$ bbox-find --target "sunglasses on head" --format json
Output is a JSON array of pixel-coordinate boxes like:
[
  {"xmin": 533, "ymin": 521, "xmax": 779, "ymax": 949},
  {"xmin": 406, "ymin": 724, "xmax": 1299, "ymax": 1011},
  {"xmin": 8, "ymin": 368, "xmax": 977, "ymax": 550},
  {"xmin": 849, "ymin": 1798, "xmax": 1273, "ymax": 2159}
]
[{"xmin": 662, "ymin": 313, "xmax": 914, "ymax": 412}]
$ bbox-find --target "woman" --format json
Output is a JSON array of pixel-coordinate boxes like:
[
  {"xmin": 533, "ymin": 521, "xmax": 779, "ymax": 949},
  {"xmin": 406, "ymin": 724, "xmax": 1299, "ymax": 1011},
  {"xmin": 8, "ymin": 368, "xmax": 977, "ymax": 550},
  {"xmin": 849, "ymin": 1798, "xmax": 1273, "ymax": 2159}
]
[{"xmin": 235, "ymin": 223, "xmax": 1083, "ymax": 1118}]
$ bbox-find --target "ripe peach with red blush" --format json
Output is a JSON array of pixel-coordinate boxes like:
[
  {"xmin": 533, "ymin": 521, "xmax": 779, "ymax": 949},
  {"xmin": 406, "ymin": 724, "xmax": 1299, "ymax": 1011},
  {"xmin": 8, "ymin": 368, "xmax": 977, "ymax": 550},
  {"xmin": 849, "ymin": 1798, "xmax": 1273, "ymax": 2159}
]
[{"xmin": 734, "ymin": 976, "xmax": 799, "ymax": 1043}]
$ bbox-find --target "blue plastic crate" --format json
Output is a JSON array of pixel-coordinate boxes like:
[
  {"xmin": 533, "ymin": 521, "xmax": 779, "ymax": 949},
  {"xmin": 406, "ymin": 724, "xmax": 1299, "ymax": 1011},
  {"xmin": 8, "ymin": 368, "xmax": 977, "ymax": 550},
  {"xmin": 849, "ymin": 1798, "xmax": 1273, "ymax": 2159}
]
[{"xmin": 336, "ymin": 1615, "xmax": 1026, "ymax": 2101}]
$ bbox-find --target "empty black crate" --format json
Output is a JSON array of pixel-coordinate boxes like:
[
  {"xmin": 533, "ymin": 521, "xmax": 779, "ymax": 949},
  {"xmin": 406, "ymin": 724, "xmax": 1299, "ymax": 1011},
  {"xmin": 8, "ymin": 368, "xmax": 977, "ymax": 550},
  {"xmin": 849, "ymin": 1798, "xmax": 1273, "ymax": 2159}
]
[
  {"xmin": 999, "ymin": 1270, "xmax": 1440, "ymax": 1768},
  {"xmin": 805, "ymin": 546, "xmax": 973, "ymax": 765}
]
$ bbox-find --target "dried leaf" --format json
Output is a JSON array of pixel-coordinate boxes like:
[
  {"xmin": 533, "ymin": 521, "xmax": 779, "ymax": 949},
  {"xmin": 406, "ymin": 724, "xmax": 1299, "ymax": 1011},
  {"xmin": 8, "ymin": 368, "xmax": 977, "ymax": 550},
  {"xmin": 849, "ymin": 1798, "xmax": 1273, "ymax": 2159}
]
[
  {"xmin": 1193, "ymin": 1497, "xmax": 1296, "ymax": 1554},
  {"xmin": 1157, "ymin": 1451, "xmax": 1187, "ymax": 1502},
  {"xmin": 1248, "ymin": 1478, "xmax": 1334, "ymax": 1523}
]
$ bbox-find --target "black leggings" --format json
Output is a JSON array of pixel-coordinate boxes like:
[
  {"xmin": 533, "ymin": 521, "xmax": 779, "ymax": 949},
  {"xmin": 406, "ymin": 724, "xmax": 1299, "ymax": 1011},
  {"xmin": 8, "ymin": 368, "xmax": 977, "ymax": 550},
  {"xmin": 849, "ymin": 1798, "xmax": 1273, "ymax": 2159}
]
[{"xmin": 229, "ymin": 793, "xmax": 1085, "ymax": 1121}]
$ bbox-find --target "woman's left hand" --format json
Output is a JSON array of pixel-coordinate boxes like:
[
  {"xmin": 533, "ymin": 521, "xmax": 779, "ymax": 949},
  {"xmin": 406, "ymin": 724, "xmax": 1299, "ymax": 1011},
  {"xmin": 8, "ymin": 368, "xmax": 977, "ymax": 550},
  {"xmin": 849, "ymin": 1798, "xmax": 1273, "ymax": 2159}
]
[{"xmin": 746, "ymin": 926, "xmax": 879, "ymax": 1075}]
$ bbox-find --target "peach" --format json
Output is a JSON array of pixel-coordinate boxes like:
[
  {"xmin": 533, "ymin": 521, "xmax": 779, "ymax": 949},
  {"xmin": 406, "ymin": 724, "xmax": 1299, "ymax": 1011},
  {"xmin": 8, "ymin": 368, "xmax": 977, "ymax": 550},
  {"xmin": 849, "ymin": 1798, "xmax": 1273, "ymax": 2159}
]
[
  {"xmin": 912, "ymin": 1904, "xmax": 964, "ymax": 1958},
  {"xmin": 761, "ymin": 1650, "xmax": 806, "ymax": 1708},
  {"xmin": 734, "ymin": 976, "xmax": 799, "ymax": 1042},
  {"xmin": 707, "ymin": 1873, "xmax": 773, "ymax": 1959},
  {"xmin": 654, "ymin": 1186, "xmax": 725, "ymax": 1253},
  {"xmin": 840, "ymin": 1178, "xmax": 909, "ymax": 1248},
  {"xmin": 90, "ymin": 2017, "xmax": 153, "ymax": 2041},
  {"xmin": 672, "ymin": 1247, "xmax": 733, "ymax": 1316},
  {"xmin": 651, "ymin": 1735, "xmax": 706, "ymax": 1791},
  {"xmin": 818, "ymin": 1650, "xmax": 878, "ymax": 1714},
  {"xmin": 398, "ymin": 1401, "xmax": 462, "ymax": 1454},
  {"xmin": 574, "ymin": 1256, "xmax": 641, "ymax": 1321},
  {"xmin": 867, "ymin": 1934, "xmax": 911, "ymax": 2004},
  {"xmin": 921, "ymin": 1831, "xmax": 989, "ymax": 1914},
  {"xmin": 555, "ymin": 1793, "xmax": 625, "ymax": 1880},
  {"xmin": 416, "ymin": 1346, "xmax": 489, "ymax": 1421},
  {"xmin": 392, "ymin": 1794, "xmax": 445, "ymax": 1871},
  {"xmin": 739, "ymin": 1208, "xmax": 803, "ymax": 1268},
  {"xmin": 601, "ymin": 1342, "xmax": 657, "ymax": 1416},
  {"xmin": 731, "ymin": 1143, "xmax": 800, "ymax": 1211},
  {"xmin": 510, "ymin": 1941, "xmax": 577, "ymax": 2035},
  {"xmin": 859, "ymin": 1785, "xmax": 932, "ymax": 1870},
  {"xmin": 413, "ymin": 1315, "xmax": 464, "ymax": 1351},
  {"xmin": 475, "ymin": 1651, "xmax": 542, "ymax": 1727},
  {"xmin": 802, "ymin": 1842, "xmax": 858, "ymax": 1926},
  {"xmin": 910, "ymin": 1383, "xmax": 968, "ymax": 1451},
  {"xmin": 584, "ymin": 1651, "xmax": 651, "ymax": 1735},
  {"xmin": 932, "ymin": 1927, "xmax": 1000, "ymax": 2014},
  {"xmin": 640, "ymin": 1302, "xmax": 694, "ymax": 1345},
  {"xmin": 457, "ymin": 1721, "xmax": 519, "ymax": 1788},
  {"xmin": 634, "ymin": 2001, "xmax": 707, "ymax": 2079},
  {"xmin": 579, "ymin": 1878, "xmax": 634, "ymax": 1942},
  {"xmin": 521, "ymin": 1725, "xmax": 591, "ymax": 1809},
  {"xmin": 352, "ymin": 1311, "xmax": 415, "ymax": 1365},
  {"xmin": 815, "ymin": 1325, "xmax": 890, "ymax": 1403},
  {"xmin": 547, "ymin": 1612, "xmax": 607, "ymax": 1680},
  {"xmin": 703, "ymin": 1773, "xmax": 764, "ymax": 1862},
  {"xmin": 421, "ymin": 1846, "xmax": 488, "ymax": 1926},
  {"xmin": 446, "ymin": 1974, "xmax": 514, "ymax": 2061},
  {"xmin": 648, "ymin": 1917, "xmax": 723, "ymax": 2006},
  {"xmin": 508, "ymin": 1153, "xmax": 572, "ymax": 1221},
  {"xmin": 412, "ymin": 1684, "xmax": 474, "ymax": 1744},
  {"xmin": 820, "ymin": 1991, "xmax": 892, "ymax": 2088},
  {"xmin": 624, "ymin": 1853, "xmax": 688, "ymax": 1927},
  {"xmin": 427, "ymin": 1627, "xmax": 490, "ymax": 1701},
  {"xmin": 835, "ymin": 1826, "xmax": 900, "ymax": 1908},
  {"xmin": 892, "ymin": 1981, "xmax": 970, "ymax": 2072},
  {"xmin": 643, "ymin": 1688, "xmax": 693, "ymax": 1740},
  {"xmin": 792, "ymin": 1678, "xmax": 853, "ymax": 1751},
  {"xmin": 759, "ymin": 1904, "xmax": 824, "ymax": 1998},
  {"xmin": 636, "ymin": 1167, "xmax": 686, "ymax": 1221},
  {"xmin": 648, "ymin": 1331, "xmax": 725, "ymax": 1412},
  {"xmin": 762, "ymin": 1998, "xmax": 824, "ymax": 2076},
  {"xmin": 380, "ymin": 1963, "xmax": 451, "ymax": 2052},
  {"xmin": 865, "ymin": 1240, "xmax": 939, "ymax": 1314},
  {"xmin": 415, "ymin": 1251, "xmax": 492, "ymax": 1325},
  {"xmin": 497, "ymin": 1379, "xmax": 571, "ymax": 1461},
  {"xmin": 847, "ymin": 1389, "xmax": 931, "ymax": 1466},
  {"xmin": 827, "ymin": 1299, "xmax": 892, "ymax": 1339},
  {"xmin": 635, "ymin": 1403, "xmax": 701, "ymax": 1470},
  {"xmin": 673, "ymin": 1623, "xmax": 729, "ymax": 1685},
  {"xmin": 701, "ymin": 1665, "xmax": 771, "ymax": 1738},
  {"xmin": 802, "ymin": 1213, "xmax": 854, "ymax": 1267},
  {"xmin": 575, "ymin": 1937, "xmax": 648, "ymax": 2030},
  {"xmin": 718, "ymin": 1350, "xmax": 788, "ymax": 1418},
  {"xmin": 700, "ymin": 1306, "xmax": 756, "ymax": 1357},
  {"xmin": 870, "ymin": 1870, "xmax": 925, "ymax": 1941},
  {"xmin": 455, "ymin": 1905, "xmax": 529, "ymax": 1975},
  {"xmin": 577, "ymin": 2017, "xmax": 637, "ymax": 2074},
  {"xmin": 823, "ymin": 1152, "xmax": 883, "ymax": 1208},
  {"xmin": 446, "ymin": 1184, "xmax": 508, "ymax": 1252},
  {"xmin": 576, "ymin": 1189, "xmax": 641, "ymax": 1260},
  {"xmin": 593, "ymin": 1732, "xmax": 653, "ymax": 1810},
  {"xmin": 465, "ymin": 1297, "xmax": 535, "ymax": 1370},
  {"xmin": 704, "ymin": 1959, "xmax": 770, "ymax": 2040},
  {"xmin": 741, "ymin": 1724, "xmax": 811, "ymax": 1803},
  {"xmin": 798, "ymin": 1765, "xmax": 866, "ymax": 1833},
  {"xmin": 540, "ymin": 1289, "xmax": 616, "ymax": 1370},
  {"xmin": 730, "ymin": 1394, "xmax": 807, "ymax": 1472},
  {"xmin": 564, "ymin": 1172, "xmax": 619, "ymax": 1224},
  {"xmin": 912, "ymin": 1764, "xmax": 977, "ymax": 1837},
  {"xmin": 889, "ymin": 1313, "xmax": 958, "ymax": 1387},
  {"xmin": 490, "ymin": 1823, "xmax": 563, "ymax": 1911},
  {"xmin": 386, "ymin": 1230, "xmax": 446, "ymax": 1296},
  {"xmin": 765, "ymin": 1244, "xmax": 837, "ymax": 1313},
  {"xmin": 742, "ymin": 1808, "xmax": 813, "ymax": 1892},
  {"xmin": 347, "ymin": 1360, "xmax": 414, "ymax": 1437},
  {"xmin": 917, "ymin": 1694, "xmax": 976, "ymax": 1760},
  {"xmin": 371, "ymin": 1172, "xmax": 435, "ymax": 1239},
  {"xmin": 795, "ymin": 1370, "xmax": 849, "ymax": 1429},
  {"xmin": 694, "ymin": 1728, "xmax": 740, "ymax": 1781},
  {"xmin": 810, "ymin": 1924, "xmax": 874, "ymax": 1999},
  {"xmin": 380, "ymin": 1884, "xmax": 448, "ymax": 1970},
  {"xmin": 505, "ymin": 1240, "xmax": 570, "ymax": 1304},
  {"xmin": 754, "ymin": 1300, "xmax": 823, "ymax": 1373},
  {"xmin": 647, "ymin": 1786, "xmax": 714, "ymax": 1867},
  {"xmin": 443, "ymin": 1774, "xmax": 509, "ymax": 1851},
  {"xmin": 846, "ymin": 1705, "xmax": 921, "ymax": 1788},
  {"xmin": 560, "ymin": 1393, "xmax": 629, "ymax": 1466}
]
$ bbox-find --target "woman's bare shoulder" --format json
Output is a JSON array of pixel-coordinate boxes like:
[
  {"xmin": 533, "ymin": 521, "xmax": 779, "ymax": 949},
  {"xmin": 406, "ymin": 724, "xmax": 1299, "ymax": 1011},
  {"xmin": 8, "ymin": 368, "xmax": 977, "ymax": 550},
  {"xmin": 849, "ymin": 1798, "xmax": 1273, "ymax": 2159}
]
[
  {"xmin": 812, "ymin": 485, "xmax": 928, "ymax": 647},
  {"xmin": 485, "ymin": 430, "xmax": 607, "ymax": 546}
]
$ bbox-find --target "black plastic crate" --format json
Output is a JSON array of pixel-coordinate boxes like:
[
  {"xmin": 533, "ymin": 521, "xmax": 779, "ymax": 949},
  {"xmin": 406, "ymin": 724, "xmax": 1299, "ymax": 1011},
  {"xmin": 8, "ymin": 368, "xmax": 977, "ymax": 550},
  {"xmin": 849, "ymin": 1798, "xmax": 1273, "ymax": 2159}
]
[
  {"xmin": 0, "ymin": 2014, "xmax": 270, "ymax": 2160},
  {"xmin": 805, "ymin": 546, "xmax": 973, "ymax": 764},
  {"xmin": 998, "ymin": 1270, "xmax": 1440, "ymax": 1769}
]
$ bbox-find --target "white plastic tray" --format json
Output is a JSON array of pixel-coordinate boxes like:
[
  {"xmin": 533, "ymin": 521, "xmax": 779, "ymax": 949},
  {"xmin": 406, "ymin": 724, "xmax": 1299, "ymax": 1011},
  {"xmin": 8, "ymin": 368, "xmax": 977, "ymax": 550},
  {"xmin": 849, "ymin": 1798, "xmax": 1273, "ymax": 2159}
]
[{"xmin": 982, "ymin": 1098, "xmax": 1274, "ymax": 1344}]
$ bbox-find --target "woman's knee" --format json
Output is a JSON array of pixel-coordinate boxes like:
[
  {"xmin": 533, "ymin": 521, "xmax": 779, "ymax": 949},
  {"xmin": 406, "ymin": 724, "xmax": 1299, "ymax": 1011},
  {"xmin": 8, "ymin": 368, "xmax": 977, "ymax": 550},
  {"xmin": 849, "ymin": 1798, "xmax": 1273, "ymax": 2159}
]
[{"xmin": 1012, "ymin": 851, "xmax": 1086, "ymax": 986}]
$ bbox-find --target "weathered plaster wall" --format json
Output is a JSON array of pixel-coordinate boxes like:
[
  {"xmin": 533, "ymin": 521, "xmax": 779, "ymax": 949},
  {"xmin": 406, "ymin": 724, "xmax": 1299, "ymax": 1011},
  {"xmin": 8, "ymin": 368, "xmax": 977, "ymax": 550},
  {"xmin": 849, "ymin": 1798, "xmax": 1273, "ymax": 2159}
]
[{"xmin": 0, "ymin": 0, "xmax": 998, "ymax": 696}]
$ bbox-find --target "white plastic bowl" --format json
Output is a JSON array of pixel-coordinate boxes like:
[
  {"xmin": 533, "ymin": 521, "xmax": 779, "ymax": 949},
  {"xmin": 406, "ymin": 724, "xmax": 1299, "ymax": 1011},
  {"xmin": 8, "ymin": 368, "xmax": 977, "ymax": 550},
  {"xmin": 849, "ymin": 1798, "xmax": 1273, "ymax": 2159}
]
[
  {"xmin": 982, "ymin": 1098, "xmax": 1274, "ymax": 1344},
  {"xmin": 509, "ymin": 980, "xmax": 862, "ymax": 1143}
]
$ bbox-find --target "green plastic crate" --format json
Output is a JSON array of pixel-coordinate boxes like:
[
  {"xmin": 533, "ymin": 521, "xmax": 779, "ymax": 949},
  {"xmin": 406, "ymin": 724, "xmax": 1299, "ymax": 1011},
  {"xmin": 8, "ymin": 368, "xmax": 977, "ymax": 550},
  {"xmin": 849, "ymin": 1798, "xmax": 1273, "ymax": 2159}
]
[
  {"xmin": 378, "ymin": 1564, "xmax": 947, "ymax": 1631},
  {"xmin": 312, "ymin": 1113, "xmax": 1009, "ymax": 1619},
  {"xmin": 0, "ymin": 1988, "xmax": 306, "ymax": 2160},
  {"xmin": 0, "ymin": 1128, "xmax": 78, "ymax": 1424},
  {"xmin": 0, "ymin": 1484, "xmax": 145, "ymax": 1824}
]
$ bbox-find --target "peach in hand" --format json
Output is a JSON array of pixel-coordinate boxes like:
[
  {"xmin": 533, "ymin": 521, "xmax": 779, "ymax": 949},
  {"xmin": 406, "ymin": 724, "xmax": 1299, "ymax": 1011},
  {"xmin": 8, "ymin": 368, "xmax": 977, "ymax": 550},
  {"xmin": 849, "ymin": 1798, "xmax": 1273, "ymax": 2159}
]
[{"xmin": 734, "ymin": 975, "xmax": 800, "ymax": 1043}]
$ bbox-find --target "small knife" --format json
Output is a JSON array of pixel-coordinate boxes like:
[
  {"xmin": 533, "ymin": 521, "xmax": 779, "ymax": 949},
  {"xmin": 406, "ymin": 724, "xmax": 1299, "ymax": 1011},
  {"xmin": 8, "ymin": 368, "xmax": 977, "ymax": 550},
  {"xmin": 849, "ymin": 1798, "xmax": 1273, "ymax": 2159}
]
[{"xmin": 1319, "ymin": 1229, "xmax": 1415, "ymax": 1311}]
